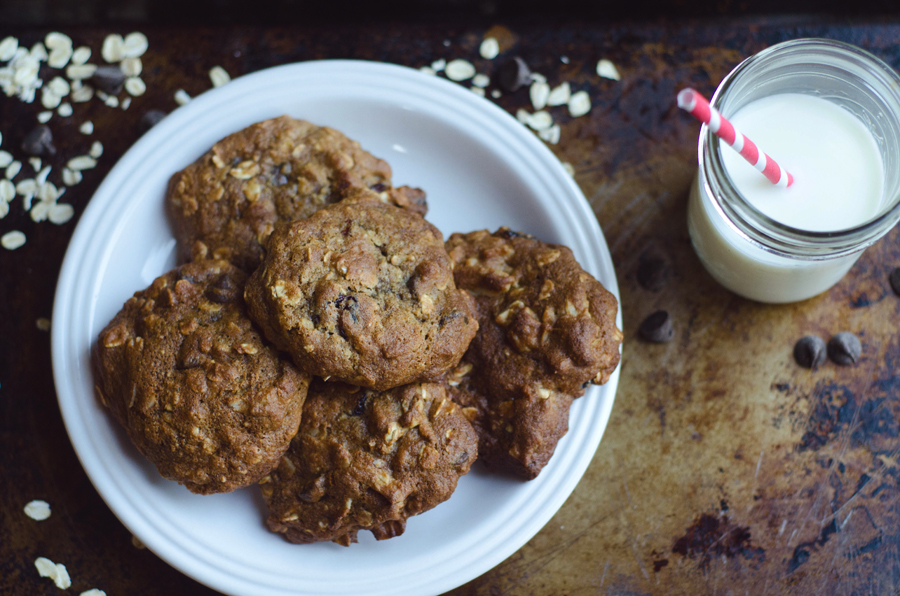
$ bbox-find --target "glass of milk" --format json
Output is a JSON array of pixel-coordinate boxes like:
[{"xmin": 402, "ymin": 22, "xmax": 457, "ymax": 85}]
[{"xmin": 687, "ymin": 38, "xmax": 900, "ymax": 303}]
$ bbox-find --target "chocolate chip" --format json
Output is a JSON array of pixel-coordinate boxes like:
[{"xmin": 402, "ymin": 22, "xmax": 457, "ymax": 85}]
[
  {"xmin": 637, "ymin": 250, "xmax": 670, "ymax": 292},
  {"xmin": 793, "ymin": 335, "xmax": 826, "ymax": 369},
  {"xmin": 639, "ymin": 310, "xmax": 674, "ymax": 343},
  {"xmin": 91, "ymin": 65, "xmax": 126, "ymax": 95},
  {"xmin": 828, "ymin": 332, "xmax": 861, "ymax": 366},
  {"xmin": 890, "ymin": 267, "xmax": 900, "ymax": 296},
  {"xmin": 370, "ymin": 183, "xmax": 387, "ymax": 192},
  {"xmin": 350, "ymin": 392, "xmax": 370, "ymax": 416},
  {"xmin": 497, "ymin": 228, "xmax": 531, "ymax": 240},
  {"xmin": 20, "ymin": 125, "xmax": 55, "ymax": 157},
  {"xmin": 138, "ymin": 110, "xmax": 167, "ymax": 134},
  {"xmin": 496, "ymin": 56, "xmax": 531, "ymax": 92}
]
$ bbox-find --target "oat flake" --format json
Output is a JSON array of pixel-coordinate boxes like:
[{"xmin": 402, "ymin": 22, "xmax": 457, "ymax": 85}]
[
  {"xmin": 35, "ymin": 318, "xmax": 52, "ymax": 332},
  {"xmin": 49, "ymin": 203, "xmax": 74, "ymax": 224},
  {"xmin": 209, "ymin": 65, "xmax": 230, "ymax": 87},
  {"xmin": 529, "ymin": 81, "xmax": 550, "ymax": 110},
  {"xmin": 562, "ymin": 162, "xmax": 575, "ymax": 176},
  {"xmin": 568, "ymin": 90, "xmax": 591, "ymax": 117},
  {"xmin": 80, "ymin": 590, "xmax": 107, "ymax": 596},
  {"xmin": 430, "ymin": 58, "xmax": 446, "ymax": 72},
  {"xmin": 125, "ymin": 76, "xmax": 146, "ymax": 97},
  {"xmin": 122, "ymin": 32, "xmax": 149, "ymax": 58},
  {"xmin": 66, "ymin": 63, "xmax": 97, "ymax": 80},
  {"xmin": 47, "ymin": 47, "xmax": 72, "ymax": 69},
  {"xmin": 5, "ymin": 160, "xmax": 21, "ymax": 180},
  {"xmin": 104, "ymin": 95, "xmax": 119, "ymax": 108},
  {"xmin": 28, "ymin": 157, "xmax": 41, "ymax": 172},
  {"xmin": 41, "ymin": 88, "xmax": 61, "ymax": 109},
  {"xmin": 445, "ymin": 59, "xmax": 475, "ymax": 81},
  {"xmin": 0, "ymin": 37, "xmax": 18, "ymax": 61},
  {"xmin": 174, "ymin": 89, "xmax": 191, "ymax": 105},
  {"xmin": 45, "ymin": 32, "xmax": 72, "ymax": 51},
  {"xmin": 516, "ymin": 109, "xmax": 530, "ymax": 124},
  {"xmin": 596, "ymin": 59, "xmax": 621, "ymax": 81},
  {"xmin": 479, "ymin": 37, "xmax": 500, "ymax": 60},
  {"xmin": 71, "ymin": 84, "xmax": 93, "ymax": 103},
  {"xmin": 101, "ymin": 34, "xmax": 124, "ymax": 63},
  {"xmin": 470, "ymin": 87, "xmax": 485, "ymax": 97},
  {"xmin": 79, "ymin": 120, "xmax": 93, "ymax": 134},
  {"xmin": 89, "ymin": 141, "xmax": 103, "ymax": 158},
  {"xmin": 491, "ymin": 89, "xmax": 501, "ymax": 98},
  {"xmin": 121, "ymin": 56, "xmax": 142, "ymax": 77},
  {"xmin": 0, "ymin": 179, "xmax": 14, "ymax": 202},
  {"xmin": 34, "ymin": 557, "xmax": 71, "ymax": 589},
  {"xmin": 57, "ymin": 102, "xmax": 73, "ymax": 117},
  {"xmin": 71, "ymin": 46, "xmax": 91, "ymax": 65},
  {"xmin": 419, "ymin": 66, "xmax": 436, "ymax": 76},
  {"xmin": 2, "ymin": 230, "xmax": 25, "ymax": 250},
  {"xmin": 48, "ymin": 76, "xmax": 70, "ymax": 96},
  {"xmin": 0, "ymin": 151, "xmax": 12, "ymax": 168},
  {"xmin": 37, "ymin": 111, "xmax": 52, "ymax": 123},
  {"xmin": 527, "ymin": 110, "xmax": 553, "ymax": 131},
  {"xmin": 67, "ymin": 155, "xmax": 97, "ymax": 171},
  {"xmin": 472, "ymin": 73, "xmax": 490, "ymax": 88},
  {"xmin": 547, "ymin": 82, "xmax": 571, "ymax": 106},
  {"xmin": 62, "ymin": 168, "xmax": 82, "ymax": 186},
  {"xmin": 538, "ymin": 124, "xmax": 561, "ymax": 144}
]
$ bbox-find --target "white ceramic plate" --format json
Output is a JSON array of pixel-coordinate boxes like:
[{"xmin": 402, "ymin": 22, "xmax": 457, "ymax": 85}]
[{"xmin": 51, "ymin": 60, "xmax": 622, "ymax": 596}]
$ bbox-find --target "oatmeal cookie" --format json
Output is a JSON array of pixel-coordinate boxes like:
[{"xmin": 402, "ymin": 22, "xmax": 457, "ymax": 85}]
[
  {"xmin": 93, "ymin": 259, "xmax": 310, "ymax": 494},
  {"xmin": 244, "ymin": 198, "xmax": 478, "ymax": 390},
  {"xmin": 262, "ymin": 379, "xmax": 478, "ymax": 545},
  {"xmin": 445, "ymin": 228, "xmax": 622, "ymax": 479},
  {"xmin": 167, "ymin": 116, "xmax": 427, "ymax": 272}
]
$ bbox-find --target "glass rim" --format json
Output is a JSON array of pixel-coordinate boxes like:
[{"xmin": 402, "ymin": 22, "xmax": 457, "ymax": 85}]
[{"xmin": 700, "ymin": 37, "xmax": 900, "ymax": 259}]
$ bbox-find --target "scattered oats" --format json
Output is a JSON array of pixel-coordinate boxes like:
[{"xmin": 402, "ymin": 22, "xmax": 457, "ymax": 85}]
[
  {"xmin": 80, "ymin": 590, "xmax": 107, "ymax": 596},
  {"xmin": 431, "ymin": 58, "xmax": 446, "ymax": 72},
  {"xmin": 104, "ymin": 95, "xmax": 119, "ymax": 108},
  {"xmin": 527, "ymin": 110, "xmax": 554, "ymax": 131},
  {"xmin": 34, "ymin": 557, "xmax": 71, "ymax": 589},
  {"xmin": 472, "ymin": 73, "xmax": 490, "ymax": 88},
  {"xmin": 35, "ymin": 318, "xmax": 52, "ymax": 331},
  {"xmin": 419, "ymin": 66, "xmax": 436, "ymax": 76},
  {"xmin": 470, "ymin": 87, "xmax": 485, "ymax": 97},
  {"xmin": 28, "ymin": 157, "xmax": 41, "ymax": 172},
  {"xmin": 121, "ymin": 57, "xmax": 142, "ymax": 77},
  {"xmin": 174, "ymin": 89, "xmax": 191, "ymax": 106},
  {"xmin": 530, "ymin": 72, "xmax": 547, "ymax": 84},
  {"xmin": 568, "ymin": 90, "xmax": 592, "ymax": 117},
  {"xmin": 37, "ymin": 111, "xmax": 52, "ymax": 123},
  {"xmin": 561, "ymin": 55, "xmax": 570, "ymax": 64},
  {"xmin": 209, "ymin": 65, "xmax": 230, "ymax": 87},
  {"xmin": 41, "ymin": 88, "xmax": 61, "ymax": 109},
  {"xmin": 530, "ymin": 80, "xmax": 550, "ymax": 110},
  {"xmin": 57, "ymin": 102, "xmax": 73, "ymax": 117},
  {"xmin": 89, "ymin": 141, "xmax": 103, "ymax": 158},
  {"xmin": 15, "ymin": 178, "xmax": 36, "ymax": 196},
  {"xmin": 30, "ymin": 42, "xmax": 48, "ymax": 62},
  {"xmin": 62, "ymin": 168, "xmax": 82, "ymax": 186},
  {"xmin": 562, "ymin": 161, "xmax": 575, "ymax": 176},
  {"xmin": 0, "ymin": 179, "xmax": 14, "ymax": 202},
  {"xmin": 48, "ymin": 76, "xmax": 70, "ymax": 96},
  {"xmin": 67, "ymin": 155, "xmax": 97, "ymax": 171},
  {"xmin": 36, "ymin": 166, "xmax": 51, "ymax": 186},
  {"xmin": 49, "ymin": 203, "xmax": 74, "ymax": 224},
  {"xmin": 491, "ymin": 89, "xmax": 501, "ymax": 98},
  {"xmin": 47, "ymin": 47, "xmax": 72, "ymax": 69},
  {"xmin": 547, "ymin": 82, "xmax": 571, "ymax": 106},
  {"xmin": 45, "ymin": 32, "xmax": 73, "ymax": 51},
  {"xmin": 123, "ymin": 76, "xmax": 146, "ymax": 97},
  {"xmin": 1, "ymin": 230, "xmax": 25, "ymax": 250},
  {"xmin": 0, "ymin": 151, "xmax": 12, "ymax": 168},
  {"xmin": 38, "ymin": 181, "xmax": 61, "ymax": 202},
  {"xmin": 445, "ymin": 59, "xmax": 476, "ymax": 82},
  {"xmin": 479, "ymin": 37, "xmax": 500, "ymax": 60},
  {"xmin": 121, "ymin": 96, "xmax": 131, "ymax": 110},
  {"xmin": 24, "ymin": 500, "xmax": 51, "ymax": 518},
  {"xmin": 596, "ymin": 59, "xmax": 621, "ymax": 81},
  {"xmin": 0, "ymin": 37, "xmax": 18, "ymax": 62},
  {"xmin": 122, "ymin": 32, "xmax": 149, "ymax": 58},
  {"xmin": 516, "ymin": 109, "xmax": 530, "ymax": 124},
  {"xmin": 79, "ymin": 120, "xmax": 93, "ymax": 134},
  {"xmin": 71, "ymin": 46, "xmax": 91, "ymax": 65},
  {"xmin": 101, "ymin": 34, "xmax": 124, "ymax": 63},
  {"xmin": 131, "ymin": 535, "xmax": 145, "ymax": 549},
  {"xmin": 71, "ymin": 84, "xmax": 93, "ymax": 103},
  {"xmin": 539, "ymin": 124, "xmax": 561, "ymax": 144},
  {"xmin": 0, "ymin": 201, "xmax": 7, "ymax": 218},
  {"xmin": 66, "ymin": 63, "xmax": 97, "ymax": 80},
  {"xmin": 5, "ymin": 160, "xmax": 21, "ymax": 179}
]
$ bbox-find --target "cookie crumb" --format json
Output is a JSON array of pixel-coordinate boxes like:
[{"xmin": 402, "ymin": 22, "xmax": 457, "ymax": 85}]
[
  {"xmin": 131, "ymin": 534, "xmax": 146, "ymax": 549},
  {"xmin": 24, "ymin": 499, "xmax": 51, "ymax": 520},
  {"xmin": 36, "ymin": 318, "xmax": 51, "ymax": 331}
]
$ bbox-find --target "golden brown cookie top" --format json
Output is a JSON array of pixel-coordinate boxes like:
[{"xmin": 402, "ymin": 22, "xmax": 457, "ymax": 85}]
[
  {"xmin": 166, "ymin": 115, "xmax": 427, "ymax": 272},
  {"xmin": 244, "ymin": 199, "xmax": 478, "ymax": 390},
  {"xmin": 261, "ymin": 379, "xmax": 478, "ymax": 546},
  {"xmin": 93, "ymin": 259, "xmax": 310, "ymax": 494}
]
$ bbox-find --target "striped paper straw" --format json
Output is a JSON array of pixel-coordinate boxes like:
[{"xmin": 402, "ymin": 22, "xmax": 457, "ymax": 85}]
[{"xmin": 678, "ymin": 88, "xmax": 794, "ymax": 188}]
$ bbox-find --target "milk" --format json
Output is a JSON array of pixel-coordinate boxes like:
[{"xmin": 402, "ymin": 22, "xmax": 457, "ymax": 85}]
[{"xmin": 721, "ymin": 93, "xmax": 884, "ymax": 232}]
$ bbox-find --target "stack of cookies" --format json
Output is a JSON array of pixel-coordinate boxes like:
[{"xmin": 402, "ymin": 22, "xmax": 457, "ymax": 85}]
[{"xmin": 92, "ymin": 116, "xmax": 623, "ymax": 546}]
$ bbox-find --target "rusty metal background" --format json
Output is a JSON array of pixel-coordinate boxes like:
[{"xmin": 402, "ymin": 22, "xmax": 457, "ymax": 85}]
[{"xmin": 2, "ymin": 18, "xmax": 900, "ymax": 596}]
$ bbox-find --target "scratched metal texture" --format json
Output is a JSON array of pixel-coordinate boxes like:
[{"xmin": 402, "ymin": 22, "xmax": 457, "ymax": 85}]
[{"xmin": 2, "ymin": 18, "xmax": 900, "ymax": 596}]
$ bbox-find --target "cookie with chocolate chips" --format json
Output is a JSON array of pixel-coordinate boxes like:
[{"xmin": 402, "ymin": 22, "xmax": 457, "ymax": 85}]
[
  {"xmin": 445, "ymin": 228, "xmax": 622, "ymax": 479},
  {"xmin": 93, "ymin": 259, "xmax": 310, "ymax": 494},
  {"xmin": 166, "ymin": 116, "xmax": 427, "ymax": 272},
  {"xmin": 261, "ymin": 379, "xmax": 478, "ymax": 546},
  {"xmin": 244, "ymin": 196, "xmax": 478, "ymax": 390}
]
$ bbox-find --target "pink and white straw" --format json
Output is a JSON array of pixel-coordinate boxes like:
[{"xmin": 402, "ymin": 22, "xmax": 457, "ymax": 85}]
[{"xmin": 678, "ymin": 88, "xmax": 794, "ymax": 188}]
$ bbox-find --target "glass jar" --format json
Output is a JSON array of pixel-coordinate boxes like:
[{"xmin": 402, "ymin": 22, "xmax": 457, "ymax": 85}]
[{"xmin": 687, "ymin": 38, "xmax": 900, "ymax": 303}]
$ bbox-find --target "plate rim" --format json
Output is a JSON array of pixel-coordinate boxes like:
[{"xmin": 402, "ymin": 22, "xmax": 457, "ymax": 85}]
[{"xmin": 51, "ymin": 59, "xmax": 622, "ymax": 596}]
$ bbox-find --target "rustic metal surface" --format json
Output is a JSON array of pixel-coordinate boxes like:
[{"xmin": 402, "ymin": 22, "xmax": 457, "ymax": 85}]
[{"xmin": 2, "ymin": 18, "xmax": 900, "ymax": 596}]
